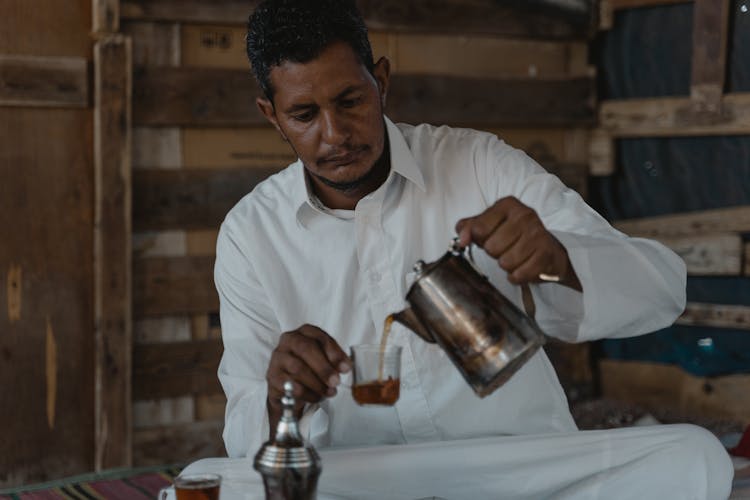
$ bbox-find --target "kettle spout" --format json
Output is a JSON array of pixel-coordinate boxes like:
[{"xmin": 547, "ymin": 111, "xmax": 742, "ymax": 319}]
[{"xmin": 391, "ymin": 307, "xmax": 436, "ymax": 344}]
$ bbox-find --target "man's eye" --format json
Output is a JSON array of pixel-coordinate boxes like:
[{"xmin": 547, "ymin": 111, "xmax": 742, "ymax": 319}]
[
  {"xmin": 340, "ymin": 96, "xmax": 362, "ymax": 108},
  {"xmin": 292, "ymin": 111, "xmax": 314, "ymax": 122}
]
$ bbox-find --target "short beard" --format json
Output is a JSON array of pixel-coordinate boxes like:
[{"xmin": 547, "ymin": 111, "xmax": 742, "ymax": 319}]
[{"xmin": 309, "ymin": 159, "xmax": 381, "ymax": 193}]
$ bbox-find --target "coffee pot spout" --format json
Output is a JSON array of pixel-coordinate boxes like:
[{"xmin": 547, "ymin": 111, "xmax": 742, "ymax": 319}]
[{"xmin": 392, "ymin": 307, "xmax": 436, "ymax": 344}]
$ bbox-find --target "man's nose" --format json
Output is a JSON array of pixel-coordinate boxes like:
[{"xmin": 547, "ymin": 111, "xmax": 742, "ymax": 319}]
[{"xmin": 320, "ymin": 111, "xmax": 349, "ymax": 145}]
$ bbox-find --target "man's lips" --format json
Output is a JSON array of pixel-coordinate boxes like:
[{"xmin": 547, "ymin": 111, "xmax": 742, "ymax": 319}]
[{"xmin": 320, "ymin": 147, "xmax": 366, "ymax": 166}]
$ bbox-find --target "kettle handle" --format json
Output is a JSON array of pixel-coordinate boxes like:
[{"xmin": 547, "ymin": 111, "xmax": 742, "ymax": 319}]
[{"xmin": 451, "ymin": 237, "xmax": 537, "ymax": 320}]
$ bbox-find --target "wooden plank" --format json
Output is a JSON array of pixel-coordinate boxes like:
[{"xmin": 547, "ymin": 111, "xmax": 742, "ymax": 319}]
[
  {"xmin": 0, "ymin": 1, "xmax": 94, "ymax": 488},
  {"xmin": 133, "ymin": 419, "xmax": 226, "ymax": 466},
  {"xmin": 133, "ymin": 339, "xmax": 223, "ymax": 400},
  {"xmin": 134, "ymin": 316, "xmax": 191, "ymax": 344},
  {"xmin": 599, "ymin": 93, "xmax": 750, "ymax": 137},
  {"xmin": 600, "ymin": 360, "xmax": 750, "ymax": 425},
  {"xmin": 676, "ymin": 302, "xmax": 750, "ymax": 330},
  {"xmin": 387, "ymin": 75, "xmax": 595, "ymax": 127},
  {"xmin": 134, "ymin": 66, "xmax": 595, "ymax": 127},
  {"xmin": 182, "ymin": 128, "xmax": 293, "ymax": 169},
  {"xmin": 613, "ymin": 206, "xmax": 750, "ymax": 238},
  {"xmin": 133, "ymin": 397, "xmax": 194, "ymax": 429},
  {"xmin": 133, "ymin": 230, "xmax": 187, "ymax": 258},
  {"xmin": 93, "ymin": 0, "xmax": 119, "ymax": 34},
  {"xmin": 133, "ymin": 167, "xmax": 280, "ymax": 231},
  {"xmin": 588, "ymin": 129, "xmax": 615, "ymax": 176},
  {"xmin": 121, "ymin": 21, "xmax": 181, "ymax": 67},
  {"xmin": 122, "ymin": 0, "xmax": 595, "ymax": 39},
  {"xmin": 195, "ymin": 394, "xmax": 227, "ymax": 421},
  {"xmin": 0, "ymin": 55, "xmax": 88, "ymax": 108},
  {"xmin": 746, "ymin": 242, "xmax": 750, "ymax": 276},
  {"xmin": 690, "ymin": 0, "xmax": 731, "ymax": 112},
  {"xmin": 659, "ymin": 233, "xmax": 742, "ymax": 275},
  {"xmin": 93, "ymin": 35, "xmax": 132, "ymax": 471},
  {"xmin": 181, "ymin": 24, "xmax": 591, "ymax": 79},
  {"xmin": 0, "ymin": 109, "xmax": 96, "ymax": 488},
  {"xmin": 133, "ymin": 256, "xmax": 218, "ymax": 316},
  {"xmin": 133, "ymin": 127, "xmax": 182, "ymax": 169},
  {"xmin": 186, "ymin": 230, "xmax": 220, "ymax": 257}
]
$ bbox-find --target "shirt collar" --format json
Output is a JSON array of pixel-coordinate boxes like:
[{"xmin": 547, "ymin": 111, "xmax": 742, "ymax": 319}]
[{"xmin": 294, "ymin": 116, "xmax": 426, "ymax": 227}]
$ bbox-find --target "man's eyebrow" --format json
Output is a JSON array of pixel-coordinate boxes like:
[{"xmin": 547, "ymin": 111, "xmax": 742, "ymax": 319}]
[
  {"xmin": 332, "ymin": 84, "xmax": 365, "ymax": 101},
  {"xmin": 283, "ymin": 102, "xmax": 316, "ymax": 114}
]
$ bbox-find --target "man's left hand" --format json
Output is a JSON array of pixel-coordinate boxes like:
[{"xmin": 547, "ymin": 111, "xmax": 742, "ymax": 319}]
[{"xmin": 456, "ymin": 196, "xmax": 581, "ymax": 291}]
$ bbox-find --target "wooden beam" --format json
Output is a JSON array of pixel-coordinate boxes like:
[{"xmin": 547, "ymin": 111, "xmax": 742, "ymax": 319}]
[
  {"xmin": 599, "ymin": 93, "xmax": 750, "ymax": 137},
  {"xmin": 689, "ymin": 0, "xmax": 731, "ymax": 113},
  {"xmin": 0, "ymin": 55, "xmax": 88, "ymax": 108},
  {"xmin": 677, "ymin": 302, "xmax": 750, "ymax": 330},
  {"xmin": 133, "ymin": 419, "xmax": 226, "ymax": 466},
  {"xmin": 133, "ymin": 167, "xmax": 280, "ymax": 231},
  {"xmin": 746, "ymin": 242, "xmax": 750, "ymax": 276},
  {"xmin": 658, "ymin": 233, "xmax": 743, "ymax": 276},
  {"xmin": 93, "ymin": 0, "xmax": 119, "ymax": 34},
  {"xmin": 121, "ymin": 0, "xmax": 595, "ymax": 39},
  {"xmin": 133, "ymin": 66, "xmax": 596, "ymax": 127},
  {"xmin": 386, "ymin": 75, "xmax": 596, "ymax": 127},
  {"xmin": 588, "ymin": 128, "xmax": 615, "ymax": 176},
  {"xmin": 93, "ymin": 35, "xmax": 132, "ymax": 471},
  {"xmin": 133, "ymin": 339, "xmax": 223, "ymax": 400},
  {"xmin": 133, "ymin": 256, "xmax": 218, "ymax": 317},
  {"xmin": 613, "ymin": 206, "xmax": 750, "ymax": 238},
  {"xmin": 600, "ymin": 360, "xmax": 750, "ymax": 425}
]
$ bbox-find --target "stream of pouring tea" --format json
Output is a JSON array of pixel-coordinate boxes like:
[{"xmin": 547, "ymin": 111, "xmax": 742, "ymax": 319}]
[{"xmin": 378, "ymin": 314, "xmax": 394, "ymax": 381}]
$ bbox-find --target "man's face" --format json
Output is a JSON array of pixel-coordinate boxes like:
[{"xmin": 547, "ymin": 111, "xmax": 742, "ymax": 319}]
[{"xmin": 257, "ymin": 42, "xmax": 390, "ymax": 204}]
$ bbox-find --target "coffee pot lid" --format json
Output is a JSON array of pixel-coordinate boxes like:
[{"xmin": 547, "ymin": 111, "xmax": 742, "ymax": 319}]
[{"xmin": 253, "ymin": 381, "xmax": 322, "ymax": 472}]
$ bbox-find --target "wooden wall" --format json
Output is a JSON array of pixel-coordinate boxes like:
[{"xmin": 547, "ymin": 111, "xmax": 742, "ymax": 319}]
[
  {"xmin": 594, "ymin": 0, "xmax": 750, "ymax": 425},
  {"xmin": 122, "ymin": 1, "xmax": 597, "ymax": 465}
]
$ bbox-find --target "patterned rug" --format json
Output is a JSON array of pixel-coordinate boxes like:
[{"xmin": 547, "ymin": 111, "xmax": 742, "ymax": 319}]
[{"xmin": 0, "ymin": 465, "xmax": 183, "ymax": 499}]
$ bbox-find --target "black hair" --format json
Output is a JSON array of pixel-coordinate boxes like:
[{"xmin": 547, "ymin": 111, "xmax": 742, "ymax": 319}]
[{"xmin": 246, "ymin": 0, "xmax": 375, "ymax": 101}]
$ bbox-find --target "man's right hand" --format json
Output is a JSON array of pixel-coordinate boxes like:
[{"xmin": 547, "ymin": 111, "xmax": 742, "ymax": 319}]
[{"xmin": 266, "ymin": 324, "xmax": 351, "ymax": 432}]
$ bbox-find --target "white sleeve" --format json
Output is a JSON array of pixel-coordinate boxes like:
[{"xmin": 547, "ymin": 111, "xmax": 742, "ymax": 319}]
[
  {"xmin": 475, "ymin": 138, "xmax": 687, "ymax": 343},
  {"xmin": 214, "ymin": 221, "xmax": 277, "ymax": 458}
]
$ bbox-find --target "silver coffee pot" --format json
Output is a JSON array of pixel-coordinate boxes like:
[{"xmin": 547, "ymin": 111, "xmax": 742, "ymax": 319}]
[
  {"xmin": 254, "ymin": 381, "xmax": 322, "ymax": 499},
  {"xmin": 391, "ymin": 238, "xmax": 546, "ymax": 398}
]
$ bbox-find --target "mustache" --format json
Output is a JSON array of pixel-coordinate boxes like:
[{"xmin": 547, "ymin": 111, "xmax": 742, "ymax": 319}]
[{"xmin": 318, "ymin": 144, "xmax": 368, "ymax": 163}]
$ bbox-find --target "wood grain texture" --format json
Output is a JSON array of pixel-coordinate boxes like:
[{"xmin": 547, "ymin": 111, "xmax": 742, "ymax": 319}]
[
  {"xmin": 658, "ymin": 233, "xmax": 743, "ymax": 275},
  {"xmin": 677, "ymin": 302, "xmax": 750, "ymax": 330},
  {"xmin": 613, "ymin": 206, "xmax": 750, "ymax": 238},
  {"xmin": 133, "ymin": 167, "xmax": 280, "ymax": 231},
  {"xmin": 133, "ymin": 256, "xmax": 218, "ymax": 316},
  {"xmin": 133, "ymin": 419, "xmax": 226, "ymax": 466},
  {"xmin": 133, "ymin": 339, "xmax": 223, "ymax": 400},
  {"xmin": 600, "ymin": 93, "xmax": 750, "ymax": 137},
  {"xmin": 134, "ymin": 66, "xmax": 595, "ymax": 126},
  {"xmin": 122, "ymin": 0, "xmax": 595, "ymax": 39},
  {"xmin": 0, "ymin": 55, "xmax": 88, "ymax": 108},
  {"xmin": 93, "ymin": 35, "xmax": 132, "ymax": 471},
  {"xmin": 690, "ymin": 0, "xmax": 730, "ymax": 112},
  {"xmin": 93, "ymin": 0, "xmax": 119, "ymax": 34}
]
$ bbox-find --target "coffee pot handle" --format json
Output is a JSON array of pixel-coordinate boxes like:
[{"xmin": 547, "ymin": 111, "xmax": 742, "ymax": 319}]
[{"xmin": 451, "ymin": 237, "xmax": 537, "ymax": 320}]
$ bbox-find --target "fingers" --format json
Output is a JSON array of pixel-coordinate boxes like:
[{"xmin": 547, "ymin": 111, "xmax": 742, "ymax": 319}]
[
  {"xmin": 455, "ymin": 197, "xmax": 570, "ymax": 285},
  {"xmin": 266, "ymin": 325, "xmax": 350, "ymax": 410}
]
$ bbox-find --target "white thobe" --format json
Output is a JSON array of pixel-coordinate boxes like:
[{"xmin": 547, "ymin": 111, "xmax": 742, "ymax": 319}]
[{"xmin": 214, "ymin": 118, "xmax": 732, "ymax": 498}]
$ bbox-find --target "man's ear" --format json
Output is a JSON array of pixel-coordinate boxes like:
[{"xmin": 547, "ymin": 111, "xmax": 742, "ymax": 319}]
[
  {"xmin": 256, "ymin": 97, "xmax": 288, "ymax": 141},
  {"xmin": 372, "ymin": 56, "xmax": 391, "ymax": 108}
]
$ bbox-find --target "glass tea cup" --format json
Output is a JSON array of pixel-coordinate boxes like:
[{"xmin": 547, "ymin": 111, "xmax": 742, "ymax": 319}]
[
  {"xmin": 159, "ymin": 473, "xmax": 221, "ymax": 500},
  {"xmin": 350, "ymin": 344, "xmax": 402, "ymax": 406}
]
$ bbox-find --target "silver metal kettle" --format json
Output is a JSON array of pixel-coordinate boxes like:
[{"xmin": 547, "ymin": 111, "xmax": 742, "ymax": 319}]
[{"xmin": 391, "ymin": 238, "xmax": 546, "ymax": 398}]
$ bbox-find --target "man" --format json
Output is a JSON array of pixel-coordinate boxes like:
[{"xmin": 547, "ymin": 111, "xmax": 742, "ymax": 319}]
[{"xmin": 215, "ymin": 0, "xmax": 733, "ymax": 497}]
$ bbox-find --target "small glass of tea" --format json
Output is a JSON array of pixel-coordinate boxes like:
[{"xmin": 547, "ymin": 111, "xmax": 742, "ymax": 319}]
[
  {"xmin": 167, "ymin": 473, "xmax": 221, "ymax": 500},
  {"xmin": 350, "ymin": 344, "xmax": 402, "ymax": 405}
]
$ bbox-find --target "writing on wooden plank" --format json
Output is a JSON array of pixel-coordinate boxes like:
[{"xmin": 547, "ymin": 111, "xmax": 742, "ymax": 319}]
[{"xmin": 0, "ymin": 55, "xmax": 88, "ymax": 108}]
